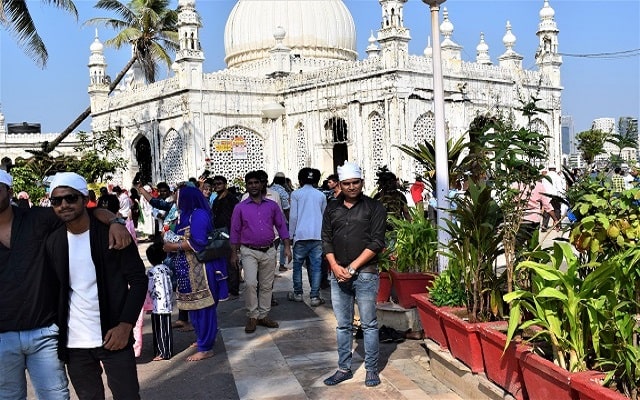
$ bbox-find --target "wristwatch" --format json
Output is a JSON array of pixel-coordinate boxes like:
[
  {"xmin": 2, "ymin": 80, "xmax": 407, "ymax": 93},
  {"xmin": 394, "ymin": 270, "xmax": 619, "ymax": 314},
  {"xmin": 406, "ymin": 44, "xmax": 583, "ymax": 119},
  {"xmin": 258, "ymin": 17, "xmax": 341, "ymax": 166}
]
[
  {"xmin": 109, "ymin": 217, "xmax": 126, "ymax": 226},
  {"xmin": 347, "ymin": 266, "xmax": 356, "ymax": 276}
]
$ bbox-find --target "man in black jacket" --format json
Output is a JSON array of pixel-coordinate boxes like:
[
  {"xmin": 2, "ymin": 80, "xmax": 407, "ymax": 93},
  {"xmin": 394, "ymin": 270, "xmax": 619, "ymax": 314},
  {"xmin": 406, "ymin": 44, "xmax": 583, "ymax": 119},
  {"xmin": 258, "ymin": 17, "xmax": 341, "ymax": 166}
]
[
  {"xmin": 321, "ymin": 162, "xmax": 387, "ymax": 388},
  {"xmin": 46, "ymin": 172, "xmax": 147, "ymax": 400}
]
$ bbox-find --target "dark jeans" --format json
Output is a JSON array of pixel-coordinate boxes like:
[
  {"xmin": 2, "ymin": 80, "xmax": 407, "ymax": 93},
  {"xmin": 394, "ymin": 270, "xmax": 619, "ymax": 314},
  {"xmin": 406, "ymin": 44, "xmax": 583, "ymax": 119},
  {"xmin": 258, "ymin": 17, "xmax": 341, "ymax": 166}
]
[
  {"xmin": 67, "ymin": 346, "xmax": 140, "ymax": 400},
  {"xmin": 541, "ymin": 198, "xmax": 562, "ymax": 228}
]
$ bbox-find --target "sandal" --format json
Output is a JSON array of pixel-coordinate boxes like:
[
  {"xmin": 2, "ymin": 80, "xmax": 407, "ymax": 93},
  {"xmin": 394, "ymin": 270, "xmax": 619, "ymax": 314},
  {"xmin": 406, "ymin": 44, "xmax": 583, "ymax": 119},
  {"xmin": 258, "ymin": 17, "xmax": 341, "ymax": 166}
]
[
  {"xmin": 365, "ymin": 371, "xmax": 381, "ymax": 387},
  {"xmin": 323, "ymin": 369, "xmax": 353, "ymax": 386}
]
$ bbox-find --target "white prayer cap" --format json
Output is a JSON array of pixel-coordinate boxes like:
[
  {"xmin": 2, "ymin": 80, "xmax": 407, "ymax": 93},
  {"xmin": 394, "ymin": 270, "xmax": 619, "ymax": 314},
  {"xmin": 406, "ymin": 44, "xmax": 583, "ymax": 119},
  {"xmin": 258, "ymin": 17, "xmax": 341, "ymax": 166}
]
[
  {"xmin": 0, "ymin": 169, "xmax": 12, "ymax": 187},
  {"xmin": 49, "ymin": 172, "xmax": 89, "ymax": 196},
  {"xmin": 337, "ymin": 161, "xmax": 362, "ymax": 182}
]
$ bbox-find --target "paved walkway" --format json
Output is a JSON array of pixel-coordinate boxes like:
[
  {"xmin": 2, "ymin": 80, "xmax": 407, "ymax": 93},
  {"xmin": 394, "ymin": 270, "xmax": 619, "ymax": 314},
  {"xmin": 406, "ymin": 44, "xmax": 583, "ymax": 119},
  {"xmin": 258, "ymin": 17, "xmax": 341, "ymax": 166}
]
[{"xmin": 49, "ymin": 241, "xmax": 459, "ymax": 400}]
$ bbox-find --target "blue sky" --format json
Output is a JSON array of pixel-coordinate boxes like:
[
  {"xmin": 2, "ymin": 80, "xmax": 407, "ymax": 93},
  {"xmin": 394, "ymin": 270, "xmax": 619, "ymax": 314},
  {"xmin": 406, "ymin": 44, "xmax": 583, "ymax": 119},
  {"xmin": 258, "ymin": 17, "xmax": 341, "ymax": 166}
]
[{"xmin": 0, "ymin": 0, "xmax": 638, "ymax": 136}]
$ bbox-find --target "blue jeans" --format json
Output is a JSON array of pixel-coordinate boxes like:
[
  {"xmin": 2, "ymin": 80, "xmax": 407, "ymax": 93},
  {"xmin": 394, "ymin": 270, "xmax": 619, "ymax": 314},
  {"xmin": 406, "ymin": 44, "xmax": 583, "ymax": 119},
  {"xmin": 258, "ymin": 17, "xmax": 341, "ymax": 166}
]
[
  {"xmin": 0, "ymin": 323, "xmax": 69, "ymax": 400},
  {"xmin": 292, "ymin": 240, "xmax": 323, "ymax": 298},
  {"xmin": 330, "ymin": 272, "xmax": 379, "ymax": 372}
]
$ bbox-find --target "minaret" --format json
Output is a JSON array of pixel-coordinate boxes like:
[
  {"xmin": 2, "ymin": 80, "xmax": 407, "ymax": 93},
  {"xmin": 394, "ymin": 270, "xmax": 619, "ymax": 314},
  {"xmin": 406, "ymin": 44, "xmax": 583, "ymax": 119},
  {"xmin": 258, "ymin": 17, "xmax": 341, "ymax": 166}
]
[
  {"xmin": 87, "ymin": 29, "xmax": 109, "ymax": 110},
  {"xmin": 175, "ymin": 0, "xmax": 204, "ymax": 87},
  {"xmin": 366, "ymin": 31, "xmax": 380, "ymax": 58},
  {"xmin": 268, "ymin": 26, "xmax": 292, "ymax": 76},
  {"xmin": 377, "ymin": 0, "xmax": 411, "ymax": 68},
  {"xmin": 535, "ymin": 0, "xmax": 562, "ymax": 86},
  {"xmin": 440, "ymin": 8, "xmax": 462, "ymax": 61},
  {"xmin": 498, "ymin": 21, "xmax": 523, "ymax": 69},
  {"xmin": 475, "ymin": 32, "xmax": 491, "ymax": 65}
]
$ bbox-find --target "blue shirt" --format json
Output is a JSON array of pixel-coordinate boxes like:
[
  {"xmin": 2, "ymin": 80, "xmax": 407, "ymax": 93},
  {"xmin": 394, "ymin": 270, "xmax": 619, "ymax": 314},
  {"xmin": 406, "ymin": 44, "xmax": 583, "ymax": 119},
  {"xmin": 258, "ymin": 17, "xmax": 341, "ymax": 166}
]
[{"xmin": 289, "ymin": 185, "xmax": 327, "ymax": 242}]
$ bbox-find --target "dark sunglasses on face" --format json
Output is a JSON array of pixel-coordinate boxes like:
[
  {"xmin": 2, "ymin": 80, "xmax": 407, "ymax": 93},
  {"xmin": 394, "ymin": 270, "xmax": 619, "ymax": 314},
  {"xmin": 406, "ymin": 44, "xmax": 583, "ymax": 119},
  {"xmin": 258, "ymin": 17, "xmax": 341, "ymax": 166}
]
[{"xmin": 50, "ymin": 194, "xmax": 81, "ymax": 206}]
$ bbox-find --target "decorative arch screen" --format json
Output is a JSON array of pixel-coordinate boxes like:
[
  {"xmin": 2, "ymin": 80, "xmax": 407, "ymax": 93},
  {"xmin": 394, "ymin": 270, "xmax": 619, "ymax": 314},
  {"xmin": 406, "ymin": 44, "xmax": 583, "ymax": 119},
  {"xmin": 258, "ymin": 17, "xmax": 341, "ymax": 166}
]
[
  {"xmin": 161, "ymin": 129, "xmax": 185, "ymax": 184},
  {"xmin": 296, "ymin": 123, "xmax": 307, "ymax": 170},
  {"xmin": 531, "ymin": 118, "xmax": 551, "ymax": 161},
  {"xmin": 207, "ymin": 126, "xmax": 264, "ymax": 183},
  {"xmin": 369, "ymin": 113, "xmax": 385, "ymax": 169},
  {"xmin": 412, "ymin": 113, "xmax": 436, "ymax": 174}
]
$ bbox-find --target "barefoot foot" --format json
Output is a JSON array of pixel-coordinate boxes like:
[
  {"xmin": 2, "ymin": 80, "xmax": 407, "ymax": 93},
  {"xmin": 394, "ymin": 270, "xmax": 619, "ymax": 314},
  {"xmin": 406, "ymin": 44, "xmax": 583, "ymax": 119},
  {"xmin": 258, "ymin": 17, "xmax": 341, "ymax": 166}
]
[{"xmin": 187, "ymin": 351, "xmax": 214, "ymax": 361}]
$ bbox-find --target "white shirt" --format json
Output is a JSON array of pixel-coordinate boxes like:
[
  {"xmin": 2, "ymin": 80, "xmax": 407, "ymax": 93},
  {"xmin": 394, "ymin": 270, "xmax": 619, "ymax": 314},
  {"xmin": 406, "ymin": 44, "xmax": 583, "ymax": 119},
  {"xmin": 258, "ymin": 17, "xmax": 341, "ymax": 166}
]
[{"xmin": 67, "ymin": 230, "xmax": 103, "ymax": 348}]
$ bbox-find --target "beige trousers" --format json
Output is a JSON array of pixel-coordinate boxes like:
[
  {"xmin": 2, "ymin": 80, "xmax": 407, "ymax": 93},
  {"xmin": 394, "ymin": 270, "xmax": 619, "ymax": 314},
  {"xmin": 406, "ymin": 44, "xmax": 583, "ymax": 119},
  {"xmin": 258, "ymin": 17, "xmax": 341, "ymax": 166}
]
[{"xmin": 240, "ymin": 246, "xmax": 276, "ymax": 319}]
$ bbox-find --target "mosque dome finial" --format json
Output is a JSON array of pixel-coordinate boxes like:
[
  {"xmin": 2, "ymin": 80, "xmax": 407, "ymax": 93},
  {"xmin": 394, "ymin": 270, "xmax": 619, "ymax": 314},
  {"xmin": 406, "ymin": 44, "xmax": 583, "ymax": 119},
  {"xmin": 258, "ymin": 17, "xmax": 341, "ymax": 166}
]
[
  {"xmin": 440, "ymin": 8, "xmax": 454, "ymax": 39},
  {"xmin": 503, "ymin": 21, "xmax": 516, "ymax": 50},
  {"xmin": 90, "ymin": 29, "xmax": 104, "ymax": 53},
  {"xmin": 539, "ymin": 0, "xmax": 555, "ymax": 19}
]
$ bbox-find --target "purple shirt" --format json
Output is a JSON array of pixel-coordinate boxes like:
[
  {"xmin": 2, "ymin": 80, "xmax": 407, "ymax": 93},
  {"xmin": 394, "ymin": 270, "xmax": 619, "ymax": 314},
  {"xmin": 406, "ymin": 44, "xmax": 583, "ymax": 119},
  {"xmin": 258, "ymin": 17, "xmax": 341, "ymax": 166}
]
[{"xmin": 230, "ymin": 197, "xmax": 290, "ymax": 247}]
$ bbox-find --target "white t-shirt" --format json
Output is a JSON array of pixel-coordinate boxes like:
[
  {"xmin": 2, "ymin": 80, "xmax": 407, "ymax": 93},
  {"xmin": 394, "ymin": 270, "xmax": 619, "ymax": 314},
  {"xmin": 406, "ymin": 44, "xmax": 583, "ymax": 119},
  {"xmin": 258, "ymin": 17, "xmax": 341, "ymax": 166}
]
[{"xmin": 67, "ymin": 230, "xmax": 103, "ymax": 348}]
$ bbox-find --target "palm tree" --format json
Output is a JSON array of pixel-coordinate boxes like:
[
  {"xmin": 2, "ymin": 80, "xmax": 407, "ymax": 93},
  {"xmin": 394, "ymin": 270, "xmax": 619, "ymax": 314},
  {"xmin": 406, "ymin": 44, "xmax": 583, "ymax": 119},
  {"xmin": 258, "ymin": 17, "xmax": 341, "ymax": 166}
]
[
  {"xmin": 1, "ymin": 0, "xmax": 78, "ymax": 68},
  {"xmin": 43, "ymin": 0, "xmax": 179, "ymax": 153}
]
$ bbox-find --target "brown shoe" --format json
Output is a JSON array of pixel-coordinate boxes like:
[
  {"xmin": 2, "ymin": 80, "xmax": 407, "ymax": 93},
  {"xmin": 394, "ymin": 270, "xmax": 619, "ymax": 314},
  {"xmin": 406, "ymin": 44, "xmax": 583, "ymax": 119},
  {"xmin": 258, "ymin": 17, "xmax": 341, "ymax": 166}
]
[
  {"xmin": 257, "ymin": 317, "xmax": 279, "ymax": 328},
  {"xmin": 245, "ymin": 318, "xmax": 257, "ymax": 333}
]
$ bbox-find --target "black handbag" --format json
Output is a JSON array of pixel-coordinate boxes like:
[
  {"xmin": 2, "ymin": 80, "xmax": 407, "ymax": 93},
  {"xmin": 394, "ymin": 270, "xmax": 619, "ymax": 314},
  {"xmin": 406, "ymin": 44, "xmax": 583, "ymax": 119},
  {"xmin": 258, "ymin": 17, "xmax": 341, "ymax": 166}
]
[{"xmin": 195, "ymin": 227, "xmax": 231, "ymax": 263}]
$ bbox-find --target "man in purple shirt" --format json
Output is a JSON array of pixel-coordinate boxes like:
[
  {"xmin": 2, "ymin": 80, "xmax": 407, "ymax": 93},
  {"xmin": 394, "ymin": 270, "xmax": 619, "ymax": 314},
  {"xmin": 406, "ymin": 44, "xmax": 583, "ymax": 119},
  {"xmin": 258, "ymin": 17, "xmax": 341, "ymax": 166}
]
[{"xmin": 230, "ymin": 171, "xmax": 291, "ymax": 334}]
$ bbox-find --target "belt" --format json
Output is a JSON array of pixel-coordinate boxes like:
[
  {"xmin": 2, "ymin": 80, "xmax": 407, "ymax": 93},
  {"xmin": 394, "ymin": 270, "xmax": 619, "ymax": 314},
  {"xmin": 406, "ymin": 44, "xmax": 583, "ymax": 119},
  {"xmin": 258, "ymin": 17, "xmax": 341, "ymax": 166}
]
[{"xmin": 243, "ymin": 243, "xmax": 275, "ymax": 252}]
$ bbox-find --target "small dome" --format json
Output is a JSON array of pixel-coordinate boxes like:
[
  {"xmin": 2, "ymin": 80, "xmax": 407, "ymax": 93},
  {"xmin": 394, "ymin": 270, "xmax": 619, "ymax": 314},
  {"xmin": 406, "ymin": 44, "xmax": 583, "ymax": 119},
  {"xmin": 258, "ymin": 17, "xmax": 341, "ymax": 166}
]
[
  {"xmin": 423, "ymin": 36, "xmax": 432, "ymax": 57},
  {"xmin": 502, "ymin": 21, "xmax": 516, "ymax": 49},
  {"xmin": 273, "ymin": 26, "xmax": 286, "ymax": 42},
  {"xmin": 539, "ymin": 0, "xmax": 555, "ymax": 19},
  {"xmin": 439, "ymin": 8, "xmax": 454, "ymax": 37},
  {"xmin": 90, "ymin": 29, "xmax": 103, "ymax": 53},
  {"xmin": 476, "ymin": 32, "xmax": 489, "ymax": 52},
  {"xmin": 178, "ymin": 0, "xmax": 195, "ymax": 8},
  {"xmin": 224, "ymin": 0, "xmax": 357, "ymax": 69}
]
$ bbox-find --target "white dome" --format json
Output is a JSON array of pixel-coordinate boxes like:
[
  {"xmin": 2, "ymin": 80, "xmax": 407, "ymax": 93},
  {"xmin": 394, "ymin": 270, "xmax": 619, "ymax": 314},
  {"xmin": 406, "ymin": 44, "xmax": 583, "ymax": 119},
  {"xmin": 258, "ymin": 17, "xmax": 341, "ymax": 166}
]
[
  {"xmin": 224, "ymin": 0, "xmax": 357, "ymax": 68},
  {"xmin": 539, "ymin": 0, "xmax": 555, "ymax": 19}
]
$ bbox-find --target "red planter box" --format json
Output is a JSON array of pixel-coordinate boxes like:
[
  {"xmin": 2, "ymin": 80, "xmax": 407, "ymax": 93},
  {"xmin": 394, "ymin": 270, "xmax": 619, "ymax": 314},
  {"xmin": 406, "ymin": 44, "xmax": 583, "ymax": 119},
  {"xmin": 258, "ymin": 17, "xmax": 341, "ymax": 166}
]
[
  {"xmin": 412, "ymin": 293, "xmax": 451, "ymax": 350},
  {"xmin": 389, "ymin": 270, "xmax": 436, "ymax": 308},
  {"xmin": 439, "ymin": 309, "xmax": 484, "ymax": 373},
  {"xmin": 570, "ymin": 371, "xmax": 628, "ymax": 400},
  {"xmin": 377, "ymin": 271, "xmax": 392, "ymax": 303},
  {"xmin": 517, "ymin": 346, "xmax": 575, "ymax": 400},
  {"xmin": 478, "ymin": 322, "xmax": 527, "ymax": 400}
]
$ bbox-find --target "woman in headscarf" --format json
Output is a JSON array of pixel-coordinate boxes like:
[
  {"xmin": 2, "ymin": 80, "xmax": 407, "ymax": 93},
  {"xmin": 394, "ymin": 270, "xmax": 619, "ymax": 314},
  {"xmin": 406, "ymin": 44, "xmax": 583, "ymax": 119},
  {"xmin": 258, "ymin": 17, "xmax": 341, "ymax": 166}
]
[{"xmin": 162, "ymin": 186, "xmax": 228, "ymax": 361}]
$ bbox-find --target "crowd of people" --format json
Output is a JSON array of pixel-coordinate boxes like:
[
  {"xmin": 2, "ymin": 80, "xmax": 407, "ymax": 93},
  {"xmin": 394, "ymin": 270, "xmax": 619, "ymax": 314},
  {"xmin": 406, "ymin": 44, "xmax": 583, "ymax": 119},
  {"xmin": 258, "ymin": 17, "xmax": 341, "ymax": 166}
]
[
  {"xmin": 6, "ymin": 160, "xmax": 635, "ymax": 398},
  {"xmin": 0, "ymin": 161, "xmax": 408, "ymax": 398}
]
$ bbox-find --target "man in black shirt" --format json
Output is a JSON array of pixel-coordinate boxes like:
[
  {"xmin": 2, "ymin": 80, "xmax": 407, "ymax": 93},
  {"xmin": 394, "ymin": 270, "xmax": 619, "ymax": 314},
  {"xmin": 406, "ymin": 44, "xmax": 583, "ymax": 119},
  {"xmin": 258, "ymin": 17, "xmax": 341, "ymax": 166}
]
[
  {"xmin": 321, "ymin": 162, "xmax": 386, "ymax": 388},
  {"xmin": 0, "ymin": 170, "xmax": 131, "ymax": 399},
  {"xmin": 211, "ymin": 175, "xmax": 240, "ymax": 296}
]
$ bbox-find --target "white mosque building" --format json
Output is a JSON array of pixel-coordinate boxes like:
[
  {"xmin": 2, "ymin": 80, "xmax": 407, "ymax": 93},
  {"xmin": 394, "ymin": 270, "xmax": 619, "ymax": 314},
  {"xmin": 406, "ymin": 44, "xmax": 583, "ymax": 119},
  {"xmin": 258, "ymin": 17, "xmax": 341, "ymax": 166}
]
[{"xmin": 2, "ymin": 0, "xmax": 563, "ymax": 188}]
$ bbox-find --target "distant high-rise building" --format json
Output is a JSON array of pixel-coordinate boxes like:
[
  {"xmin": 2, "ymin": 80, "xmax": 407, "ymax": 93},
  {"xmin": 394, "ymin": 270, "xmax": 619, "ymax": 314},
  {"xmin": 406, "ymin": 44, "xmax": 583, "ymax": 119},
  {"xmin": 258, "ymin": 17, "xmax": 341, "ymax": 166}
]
[
  {"xmin": 618, "ymin": 116, "xmax": 639, "ymax": 161},
  {"xmin": 561, "ymin": 115, "xmax": 574, "ymax": 154}
]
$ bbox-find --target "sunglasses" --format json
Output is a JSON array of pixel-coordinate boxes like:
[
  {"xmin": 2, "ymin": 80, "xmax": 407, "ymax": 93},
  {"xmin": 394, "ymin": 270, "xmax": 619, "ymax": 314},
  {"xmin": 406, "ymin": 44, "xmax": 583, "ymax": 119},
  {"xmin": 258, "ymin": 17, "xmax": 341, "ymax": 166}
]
[{"xmin": 50, "ymin": 194, "xmax": 81, "ymax": 206}]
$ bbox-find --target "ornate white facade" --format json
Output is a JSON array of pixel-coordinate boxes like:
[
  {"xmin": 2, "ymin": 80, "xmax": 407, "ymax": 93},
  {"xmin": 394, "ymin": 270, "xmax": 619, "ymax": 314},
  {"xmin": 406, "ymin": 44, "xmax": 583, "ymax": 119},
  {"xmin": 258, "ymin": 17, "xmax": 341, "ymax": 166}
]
[{"xmin": 3, "ymin": 0, "xmax": 563, "ymax": 188}]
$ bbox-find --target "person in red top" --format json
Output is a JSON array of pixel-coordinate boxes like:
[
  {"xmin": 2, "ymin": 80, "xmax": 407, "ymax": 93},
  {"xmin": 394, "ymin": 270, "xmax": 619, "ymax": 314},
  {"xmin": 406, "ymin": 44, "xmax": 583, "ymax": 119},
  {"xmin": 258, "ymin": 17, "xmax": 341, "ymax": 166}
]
[
  {"xmin": 410, "ymin": 176, "xmax": 426, "ymax": 206},
  {"xmin": 86, "ymin": 189, "xmax": 98, "ymax": 208}
]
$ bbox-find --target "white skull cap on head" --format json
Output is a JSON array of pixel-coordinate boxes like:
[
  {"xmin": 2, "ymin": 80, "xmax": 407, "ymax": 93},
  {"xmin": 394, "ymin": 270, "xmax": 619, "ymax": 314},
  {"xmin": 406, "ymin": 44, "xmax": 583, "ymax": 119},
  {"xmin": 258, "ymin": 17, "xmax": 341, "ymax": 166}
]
[
  {"xmin": 49, "ymin": 172, "xmax": 89, "ymax": 196},
  {"xmin": 0, "ymin": 169, "xmax": 12, "ymax": 187},
  {"xmin": 337, "ymin": 161, "xmax": 362, "ymax": 182}
]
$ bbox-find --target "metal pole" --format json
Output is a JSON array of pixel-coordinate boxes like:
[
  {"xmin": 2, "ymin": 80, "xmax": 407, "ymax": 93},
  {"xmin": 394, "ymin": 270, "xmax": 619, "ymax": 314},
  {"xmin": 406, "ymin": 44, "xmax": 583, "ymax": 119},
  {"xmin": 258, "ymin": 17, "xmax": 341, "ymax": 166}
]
[{"xmin": 424, "ymin": 0, "xmax": 450, "ymax": 271}]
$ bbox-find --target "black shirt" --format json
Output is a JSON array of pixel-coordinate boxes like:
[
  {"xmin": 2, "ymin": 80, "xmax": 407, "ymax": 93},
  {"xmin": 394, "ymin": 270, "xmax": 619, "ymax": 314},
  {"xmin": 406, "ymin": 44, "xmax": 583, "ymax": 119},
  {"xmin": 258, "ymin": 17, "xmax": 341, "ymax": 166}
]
[
  {"xmin": 321, "ymin": 194, "xmax": 387, "ymax": 273},
  {"xmin": 211, "ymin": 193, "xmax": 239, "ymax": 230},
  {"xmin": 0, "ymin": 206, "xmax": 61, "ymax": 332}
]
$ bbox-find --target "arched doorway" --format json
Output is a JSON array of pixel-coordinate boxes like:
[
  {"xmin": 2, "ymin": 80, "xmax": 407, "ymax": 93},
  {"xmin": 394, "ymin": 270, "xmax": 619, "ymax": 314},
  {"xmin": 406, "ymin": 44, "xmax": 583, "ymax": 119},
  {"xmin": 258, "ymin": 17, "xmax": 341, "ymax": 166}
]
[
  {"xmin": 326, "ymin": 117, "xmax": 348, "ymax": 172},
  {"xmin": 134, "ymin": 136, "xmax": 153, "ymax": 185}
]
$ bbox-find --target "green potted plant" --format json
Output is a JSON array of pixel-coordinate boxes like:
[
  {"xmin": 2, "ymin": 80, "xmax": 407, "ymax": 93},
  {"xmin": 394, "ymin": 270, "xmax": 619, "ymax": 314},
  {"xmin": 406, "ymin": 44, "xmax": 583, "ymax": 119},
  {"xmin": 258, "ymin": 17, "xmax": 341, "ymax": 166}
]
[{"xmin": 386, "ymin": 207, "xmax": 439, "ymax": 308}]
